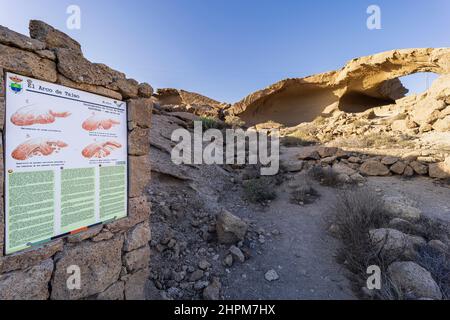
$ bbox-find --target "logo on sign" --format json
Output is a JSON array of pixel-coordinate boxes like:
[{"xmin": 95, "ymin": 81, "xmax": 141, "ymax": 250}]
[{"xmin": 9, "ymin": 75, "xmax": 23, "ymax": 94}]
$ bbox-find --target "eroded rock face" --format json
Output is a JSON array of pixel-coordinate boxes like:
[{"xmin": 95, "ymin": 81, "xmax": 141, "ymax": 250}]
[
  {"xmin": 51, "ymin": 236, "xmax": 123, "ymax": 300},
  {"xmin": 229, "ymin": 48, "xmax": 450, "ymax": 126},
  {"xmin": 0, "ymin": 259, "xmax": 53, "ymax": 300},
  {"xmin": 29, "ymin": 20, "xmax": 82, "ymax": 53}
]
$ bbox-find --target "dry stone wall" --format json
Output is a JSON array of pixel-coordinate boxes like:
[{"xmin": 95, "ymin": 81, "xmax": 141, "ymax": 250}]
[{"xmin": 0, "ymin": 21, "xmax": 153, "ymax": 300}]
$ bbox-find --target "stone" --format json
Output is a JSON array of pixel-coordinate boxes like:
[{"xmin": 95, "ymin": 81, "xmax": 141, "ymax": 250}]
[
  {"xmin": 57, "ymin": 74, "xmax": 122, "ymax": 100},
  {"xmin": 0, "ymin": 239, "xmax": 63, "ymax": 273},
  {"xmin": 51, "ymin": 236, "xmax": 123, "ymax": 300},
  {"xmin": 92, "ymin": 230, "xmax": 114, "ymax": 242},
  {"xmin": 124, "ymin": 268, "xmax": 150, "ymax": 300},
  {"xmin": 189, "ymin": 269, "xmax": 204, "ymax": 282},
  {"xmin": 29, "ymin": 20, "xmax": 82, "ymax": 53},
  {"xmin": 0, "ymin": 44, "xmax": 57, "ymax": 82},
  {"xmin": 350, "ymin": 173, "xmax": 365, "ymax": 183},
  {"xmin": 348, "ymin": 156, "xmax": 362, "ymax": 163},
  {"xmin": 97, "ymin": 281, "xmax": 125, "ymax": 300},
  {"xmin": 428, "ymin": 160, "xmax": 450, "ymax": 179},
  {"xmin": 66, "ymin": 225, "xmax": 103, "ymax": 243},
  {"xmin": 391, "ymin": 119, "xmax": 409, "ymax": 131},
  {"xmin": 106, "ymin": 196, "xmax": 151, "ymax": 233},
  {"xmin": 381, "ymin": 156, "xmax": 399, "ymax": 165},
  {"xmin": 124, "ymin": 245, "xmax": 150, "ymax": 272},
  {"xmin": 128, "ymin": 127, "xmax": 150, "ymax": 156},
  {"xmin": 390, "ymin": 161, "xmax": 407, "ymax": 175},
  {"xmin": 202, "ymin": 277, "xmax": 221, "ymax": 300},
  {"xmin": 282, "ymin": 160, "xmax": 304, "ymax": 172},
  {"xmin": 198, "ymin": 260, "xmax": 211, "ymax": 270},
  {"xmin": 369, "ymin": 228, "xmax": 423, "ymax": 260},
  {"xmin": 223, "ymin": 254, "xmax": 233, "ymax": 267},
  {"xmin": 428, "ymin": 240, "xmax": 448, "ymax": 254},
  {"xmin": 264, "ymin": 269, "xmax": 280, "ymax": 282},
  {"xmin": 129, "ymin": 155, "xmax": 152, "ymax": 197},
  {"xmin": 298, "ymin": 149, "xmax": 320, "ymax": 160},
  {"xmin": 127, "ymin": 98, "xmax": 153, "ymax": 128},
  {"xmin": 113, "ymin": 78, "xmax": 139, "ymax": 99},
  {"xmin": 332, "ymin": 162, "xmax": 357, "ymax": 176},
  {"xmin": 216, "ymin": 210, "xmax": 248, "ymax": 244},
  {"xmin": 317, "ymin": 146, "xmax": 338, "ymax": 158},
  {"xmin": 403, "ymin": 165, "xmax": 414, "ymax": 177},
  {"xmin": 432, "ymin": 115, "xmax": 450, "ymax": 132},
  {"xmin": 388, "ymin": 261, "xmax": 442, "ymax": 300},
  {"xmin": 194, "ymin": 281, "xmax": 209, "ymax": 291},
  {"xmin": 55, "ymin": 48, "xmax": 124, "ymax": 86},
  {"xmin": 409, "ymin": 161, "xmax": 428, "ymax": 175},
  {"xmin": 35, "ymin": 49, "xmax": 56, "ymax": 60},
  {"xmin": 388, "ymin": 218, "xmax": 416, "ymax": 234},
  {"xmin": 229, "ymin": 245, "xmax": 245, "ymax": 263},
  {"xmin": 384, "ymin": 198, "xmax": 422, "ymax": 222},
  {"xmin": 138, "ymin": 82, "xmax": 154, "ymax": 98},
  {"xmin": 359, "ymin": 160, "xmax": 390, "ymax": 176},
  {"xmin": 0, "ymin": 25, "xmax": 46, "ymax": 51},
  {"xmin": 0, "ymin": 259, "xmax": 53, "ymax": 300},
  {"xmin": 124, "ymin": 222, "xmax": 151, "ymax": 252}
]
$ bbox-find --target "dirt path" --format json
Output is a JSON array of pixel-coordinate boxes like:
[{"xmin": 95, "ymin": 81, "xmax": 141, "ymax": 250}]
[{"xmin": 219, "ymin": 179, "xmax": 356, "ymax": 300}]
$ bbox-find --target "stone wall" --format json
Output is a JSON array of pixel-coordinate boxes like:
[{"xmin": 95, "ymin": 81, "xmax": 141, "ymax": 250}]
[{"xmin": 0, "ymin": 21, "xmax": 153, "ymax": 300}]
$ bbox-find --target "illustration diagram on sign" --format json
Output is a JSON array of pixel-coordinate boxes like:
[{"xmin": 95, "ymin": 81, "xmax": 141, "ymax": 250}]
[
  {"xmin": 82, "ymin": 114, "xmax": 120, "ymax": 131},
  {"xmin": 11, "ymin": 105, "xmax": 71, "ymax": 126},
  {"xmin": 11, "ymin": 138, "xmax": 68, "ymax": 160},
  {"xmin": 82, "ymin": 140, "xmax": 122, "ymax": 159}
]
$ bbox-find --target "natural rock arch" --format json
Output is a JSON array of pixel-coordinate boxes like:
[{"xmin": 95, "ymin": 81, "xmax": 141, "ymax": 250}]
[{"xmin": 228, "ymin": 48, "xmax": 450, "ymax": 126}]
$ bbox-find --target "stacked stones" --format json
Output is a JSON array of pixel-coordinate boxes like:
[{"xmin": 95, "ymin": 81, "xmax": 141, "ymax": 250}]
[
  {"xmin": 0, "ymin": 21, "xmax": 153, "ymax": 300},
  {"xmin": 292, "ymin": 146, "xmax": 450, "ymax": 180}
]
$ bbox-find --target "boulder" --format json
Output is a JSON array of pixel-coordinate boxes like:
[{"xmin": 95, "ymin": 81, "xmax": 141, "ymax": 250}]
[
  {"xmin": 0, "ymin": 259, "xmax": 53, "ymax": 300},
  {"xmin": 0, "ymin": 44, "xmax": 57, "ymax": 82},
  {"xmin": 384, "ymin": 197, "xmax": 422, "ymax": 222},
  {"xmin": 129, "ymin": 155, "xmax": 152, "ymax": 198},
  {"xmin": 298, "ymin": 149, "xmax": 320, "ymax": 160},
  {"xmin": 57, "ymin": 74, "xmax": 122, "ymax": 100},
  {"xmin": 123, "ymin": 245, "xmax": 150, "ymax": 272},
  {"xmin": 51, "ymin": 236, "xmax": 123, "ymax": 300},
  {"xmin": 390, "ymin": 161, "xmax": 406, "ymax": 175},
  {"xmin": 317, "ymin": 146, "xmax": 338, "ymax": 158},
  {"xmin": 124, "ymin": 268, "xmax": 150, "ymax": 300},
  {"xmin": 409, "ymin": 161, "xmax": 428, "ymax": 175},
  {"xmin": 127, "ymin": 98, "xmax": 154, "ymax": 129},
  {"xmin": 123, "ymin": 222, "xmax": 151, "ymax": 252},
  {"xmin": 128, "ymin": 127, "xmax": 150, "ymax": 156},
  {"xmin": 360, "ymin": 160, "xmax": 390, "ymax": 176},
  {"xmin": 216, "ymin": 210, "xmax": 248, "ymax": 244},
  {"xmin": 203, "ymin": 277, "xmax": 221, "ymax": 300},
  {"xmin": 369, "ymin": 228, "xmax": 424, "ymax": 260},
  {"xmin": 388, "ymin": 261, "xmax": 442, "ymax": 300},
  {"xmin": 0, "ymin": 25, "xmax": 46, "ymax": 51},
  {"xmin": 97, "ymin": 281, "xmax": 125, "ymax": 300},
  {"xmin": 381, "ymin": 156, "xmax": 399, "ymax": 166},
  {"xmin": 138, "ymin": 82, "xmax": 154, "ymax": 98},
  {"xmin": 113, "ymin": 78, "xmax": 139, "ymax": 99},
  {"xmin": 29, "ymin": 20, "xmax": 82, "ymax": 53},
  {"xmin": 428, "ymin": 159, "xmax": 450, "ymax": 179},
  {"xmin": 332, "ymin": 162, "xmax": 357, "ymax": 176},
  {"xmin": 55, "ymin": 48, "xmax": 124, "ymax": 86},
  {"xmin": 0, "ymin": 239, "xmax": 63, "ymax": 273},
  {"xmin": 432, "ymin": 115, "xmax": 450, "ymax": 132},
  {"xmin": 282, "ymin": 160, "xmax": 304, "ymax": 172}
]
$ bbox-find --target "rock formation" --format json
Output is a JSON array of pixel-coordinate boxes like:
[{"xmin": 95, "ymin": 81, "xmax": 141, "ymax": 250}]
[{"xmin": 228, "ymin": 48, "xmax": 450, "ymax": 126}]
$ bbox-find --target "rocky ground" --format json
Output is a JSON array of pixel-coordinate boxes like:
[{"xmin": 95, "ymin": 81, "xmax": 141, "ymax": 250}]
[{"xmin": 143, "ymin": 102, "xmax": 450, "ymax": 300}]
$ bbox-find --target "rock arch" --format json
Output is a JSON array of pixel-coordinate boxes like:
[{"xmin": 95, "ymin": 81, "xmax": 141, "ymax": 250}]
[{"xmin": 228, "ymin": 48, "xmax": 450, "ymax": 126}]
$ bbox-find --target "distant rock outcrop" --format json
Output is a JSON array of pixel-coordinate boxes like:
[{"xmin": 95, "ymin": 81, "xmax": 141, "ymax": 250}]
[{"xmin": 228, "ymin": 48, "xmax": 450, "ymax": 126}]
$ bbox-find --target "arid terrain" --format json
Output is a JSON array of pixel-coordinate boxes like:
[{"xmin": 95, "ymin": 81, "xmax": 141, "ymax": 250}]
[{"xmin": 145, "ymin": 48, "xmax": 450, "ymax": 300}]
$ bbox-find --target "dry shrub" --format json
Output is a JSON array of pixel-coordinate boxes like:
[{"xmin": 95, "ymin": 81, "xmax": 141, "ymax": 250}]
[
  {"xmin": 200, "ymin": 116, "xmax": 224, "ymax": 130},
  {"xmin": 281, "ymin": 125, "xmax": 319, "ymax": 147},
  {"xmin": 308, "ymin": 165, "xmax": 341, "ymax": 187},
  {"xmin": 331, "ymin": 190, "xmax": 400, "ymax": 299},
  {"xmin": 242, "ymin": 177, "xmax": 277, "ymax": 204},
  {"xmin": 224, "ymin": 115, "xmax": 246, "ymax": 128},
  {"xmin": 290, "ymin": 179, "xmax": 319, "ymax": 205}
]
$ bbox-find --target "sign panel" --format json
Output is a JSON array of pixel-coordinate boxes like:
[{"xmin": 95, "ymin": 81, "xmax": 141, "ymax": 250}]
[{"xmin": 4, "ymin": 72, "xmax": 128, "ymax": 255}]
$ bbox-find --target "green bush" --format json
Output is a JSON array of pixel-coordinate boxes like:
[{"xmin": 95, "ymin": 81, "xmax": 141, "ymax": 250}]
[{"xmin": 243, "ymin": 177, "xmax": 277, "ymax": 204}]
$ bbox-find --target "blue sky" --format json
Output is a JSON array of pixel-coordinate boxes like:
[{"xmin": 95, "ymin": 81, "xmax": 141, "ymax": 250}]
[{"xmin": 1, "ymin": 0, "xmax": 449, "ymax": 102}]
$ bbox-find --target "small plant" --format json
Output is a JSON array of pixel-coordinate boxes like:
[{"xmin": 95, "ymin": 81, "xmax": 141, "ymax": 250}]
[
  {"xmin": 200, "ymin": 116, "xmax": 223, "ymax": 130},
  {"xmin": 308, "ymin": 165, "xmax": 341, "ymax": 187},
  {"xmin": 290, "ymin": 181, "xmax": 319, "ymax": 205},
  {"xmin": 281, "ymin": 126, "xmax": 319, "ymax": 147},
  {"xmin": 224, "ymin": 115, "xmax": 246, "ymax": 128},
  {"xmin": 242, "ymin": 177, "xmax": 277, "ymax": 204}
]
